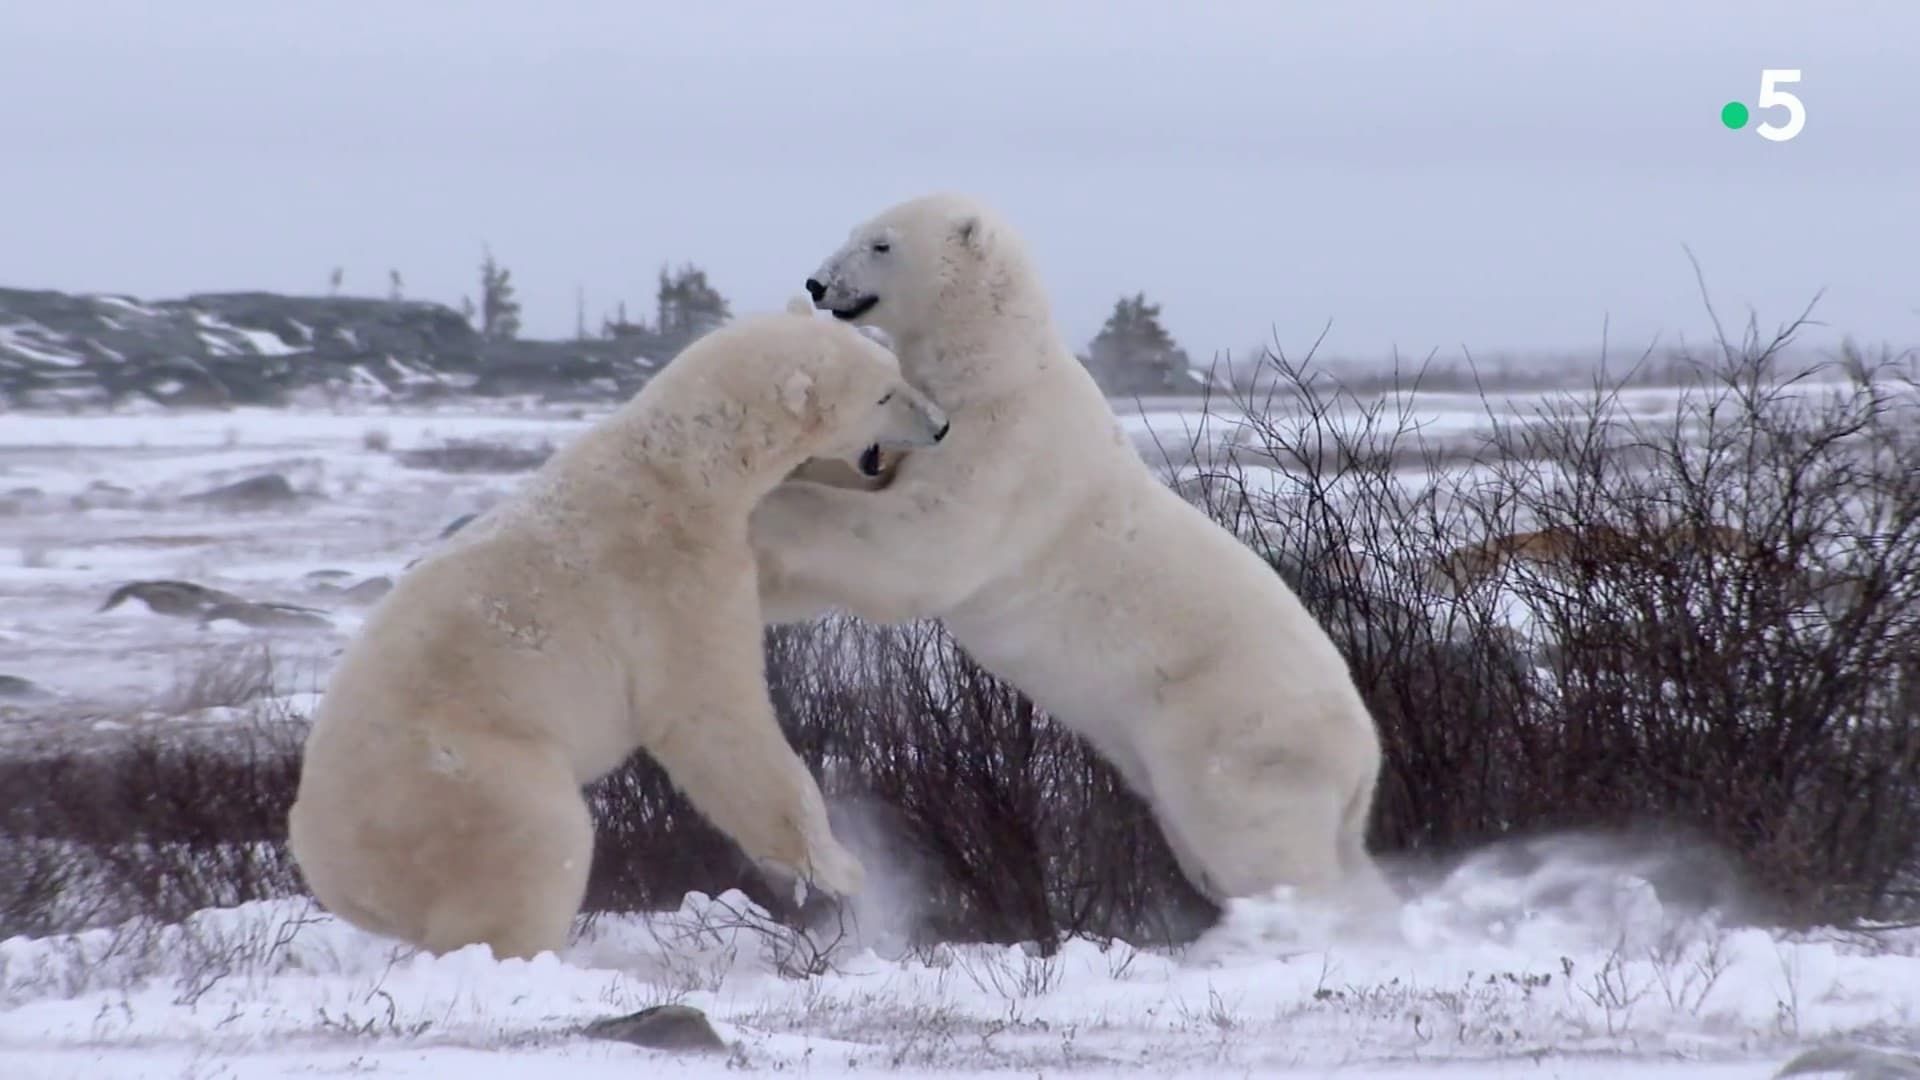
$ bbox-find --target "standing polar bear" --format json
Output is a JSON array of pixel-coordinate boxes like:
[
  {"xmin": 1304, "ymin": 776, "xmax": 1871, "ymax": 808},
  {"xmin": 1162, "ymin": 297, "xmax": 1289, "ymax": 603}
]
[
  {"xmin": 288, "ymin": 300, "xmax": 949, "ymax": 961},
  {"xmin": 753, "ymin": 193, "xmax": 1394, "ymax": 917}
]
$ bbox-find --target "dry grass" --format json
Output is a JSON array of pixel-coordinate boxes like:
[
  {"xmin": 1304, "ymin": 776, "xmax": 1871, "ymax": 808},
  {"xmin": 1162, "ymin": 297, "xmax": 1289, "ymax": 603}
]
[{"xmin": 160, "ymin": 643, "xmax": 281, "ymax": 715}]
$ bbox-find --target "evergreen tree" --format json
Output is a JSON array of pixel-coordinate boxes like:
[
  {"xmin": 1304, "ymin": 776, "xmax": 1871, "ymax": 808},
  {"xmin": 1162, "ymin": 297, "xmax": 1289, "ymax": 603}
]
[
  {"xmin": 1082, "ymin": 292, "xmax": 1199, "ymax": 396},
  {"xmin": 478, "ymin": 245, "xmax": 522, "ymax": 341},
  {"xmin": 602, "ymin": 300, "xmax": 645, "ymax": 339},
  {"xmin": 652, "ymin": 262, "xmax": 731, "ymax": 352}
]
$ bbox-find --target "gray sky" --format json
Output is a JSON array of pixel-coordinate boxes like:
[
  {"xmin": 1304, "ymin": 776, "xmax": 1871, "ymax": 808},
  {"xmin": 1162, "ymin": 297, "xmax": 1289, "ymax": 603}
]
[{"xmin": 3, "ymin": 1, "xmax": 1916, "ymax": 364}]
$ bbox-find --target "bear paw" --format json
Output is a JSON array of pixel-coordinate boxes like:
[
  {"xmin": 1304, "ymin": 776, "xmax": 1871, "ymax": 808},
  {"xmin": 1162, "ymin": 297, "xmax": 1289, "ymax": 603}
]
[{"xmin": 802, "ymin": 834, "xmax": 867, "ymax": 900}]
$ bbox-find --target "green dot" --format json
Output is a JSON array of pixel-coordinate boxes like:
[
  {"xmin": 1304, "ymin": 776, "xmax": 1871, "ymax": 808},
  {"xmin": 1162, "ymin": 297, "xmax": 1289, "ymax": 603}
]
[{"xmin": 1720, "ymin": 101, "xmax": 1749, "ymax": 130}]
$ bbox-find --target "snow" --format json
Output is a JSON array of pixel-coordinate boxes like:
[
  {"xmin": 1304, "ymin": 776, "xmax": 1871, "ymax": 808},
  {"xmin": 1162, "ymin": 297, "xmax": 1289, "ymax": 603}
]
[
  {"xmin": 192, "ymin": 312, "xmax": 303, "ymax": 358},
  {"xmin": 0, "ymin": 406, "xmax": 580, "ymax": 708},
  {"xmin": 196, "ymin": 331, "xmax": 239, "ymax": 358},
  {"xmin": 383, "ymin": 355, "xmax": 445, "ymax": 385},
  {"xmin": 346, "ymin": 363, "xmax": 394, "ymax": 397},
  {"xmin": 3, "ymin": 858, "xmax": 1916, "ymax": 1077},
  {"xmin": 0, "ymin": 405, "xmax": 603, "ymax": 452},
  {"xmin": 93, "ymin": 295, "xmax": 164, "ymax": 319},
  {"xmin": 0, "ymin": 324, "xmax": 86, "ymax": 368},
  {"xmin": 221, "ymin": 324, "xmax": 303, "ymax": 358},
  {"xmin": 0, "ymin": 386, "xmax": 1877, "ymax": 713}
]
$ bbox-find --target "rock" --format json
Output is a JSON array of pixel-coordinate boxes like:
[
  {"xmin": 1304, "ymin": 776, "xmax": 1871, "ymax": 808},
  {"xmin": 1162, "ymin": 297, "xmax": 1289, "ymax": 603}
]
[
  {"xmin": 438, "ymin": 512, "xmax": 480, "ymax": 540},
  {"xmin": 200, "ymin": 601, "xmax": 333, "ymax": 632},
  {"xmin": 394, "ymin": 440, "xmax": 552, "ymax": 474},
  {"xmin": 109, "ymin": 533, "xmax": 224, "ymax": 549},
  {"xmin": 581, "ymin": 1004, "xmax": 727, "ymax": 1055},
  {"xmin": 100, "ymin": 581, "xmax": 335, "ymax": 632},
  {"xmin": 338, "ymin": 576, "xmax": 392, "ymax": 605},
  {"xmin": 1, "ymin": 486, "xmax": 46, "ymax": 514},
  {"xmin": 70, "ymin": 480, "xmax": 139, "ymax": 511},
  {"xmin": 0, "ymin": 674, "xmax": 51, "ymax": 701},
  {"xmin": 182, "ymin": 473, "xmax": 299, "ymax": 509},
  {"xmin": 98, "ymin": 580, "xmax": 248, "ymax": 619},
  {"xmin": 1774, "ymin": 1045, "xmax": 1920, "ymax": 1079}
]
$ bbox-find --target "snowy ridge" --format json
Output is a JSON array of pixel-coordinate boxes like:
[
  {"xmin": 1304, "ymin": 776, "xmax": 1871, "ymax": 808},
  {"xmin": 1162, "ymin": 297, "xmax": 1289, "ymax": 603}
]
[{"xmin": 0, "ymin": 287, "xmax": 661, "ymax": 410}]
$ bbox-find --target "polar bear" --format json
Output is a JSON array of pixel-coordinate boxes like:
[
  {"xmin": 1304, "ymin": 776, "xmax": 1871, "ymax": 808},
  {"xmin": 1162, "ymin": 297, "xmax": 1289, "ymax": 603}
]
[
  {"xmin": 287, "ymin": 300, "xmax": 950, "ymax": 961},
  {"xmin": 753, "ymin": 193, "xmax": 1395, "ymax": 920}
]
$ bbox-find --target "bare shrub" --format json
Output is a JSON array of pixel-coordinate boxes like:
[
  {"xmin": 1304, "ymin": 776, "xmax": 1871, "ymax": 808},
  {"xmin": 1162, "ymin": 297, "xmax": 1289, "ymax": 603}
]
[
  {"xmin": 0, "ymin": 715, "xmax": 308, "ymax": 938},
  {"xmin": 579, "ymin": 744, "xmax": 802, "ymax": 921},
  {"xmin": 576, "ymin": 618, "xmax": 1214, "ymax": 951},
  {"xmin": 764, "ymin": 619, "xmax": 1218, "ymax": 950},
  {"xmin": 161, "ymin": 643, "xmax": 280, "ymax": 714},
  {"xmin": 1170, "ymin": 300, "xmax": 1920, "ymax": 925}
]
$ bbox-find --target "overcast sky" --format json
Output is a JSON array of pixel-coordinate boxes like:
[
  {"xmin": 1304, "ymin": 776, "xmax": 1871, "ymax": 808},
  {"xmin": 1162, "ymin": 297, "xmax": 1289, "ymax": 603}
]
[{"xmin": 3, "ymin": 1, "xmax": 1916, "ymax": 364}]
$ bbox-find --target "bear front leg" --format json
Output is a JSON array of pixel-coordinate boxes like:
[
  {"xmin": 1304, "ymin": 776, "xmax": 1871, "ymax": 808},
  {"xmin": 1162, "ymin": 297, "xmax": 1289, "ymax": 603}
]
[
  {"xmin": 754, "ymin": 544, "xmax": 857, "ymax": 626},
  {"xmin": 749, "ymin": 480, "xmax": 978, "ymax": 624},
  {"xmin": 645, "ymin": 693, "xmax": 866, "ymax": 901}
]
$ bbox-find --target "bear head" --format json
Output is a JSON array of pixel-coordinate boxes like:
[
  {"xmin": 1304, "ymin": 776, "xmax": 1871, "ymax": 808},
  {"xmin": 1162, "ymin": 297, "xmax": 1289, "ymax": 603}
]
[
  {"xmin": 756, "ymin": 303, "xmax": 950, "ymax": 480},
  {"xmin": 802, "ymin": 193, "xmax": 1048, "ymax": 395}
]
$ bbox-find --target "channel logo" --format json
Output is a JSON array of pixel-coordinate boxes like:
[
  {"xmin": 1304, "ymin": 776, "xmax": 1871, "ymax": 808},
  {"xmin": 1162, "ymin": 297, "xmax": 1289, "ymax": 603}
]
[{"xmin": 1720, "ymin": 69, "xmax": 1806, "ymax": 142}]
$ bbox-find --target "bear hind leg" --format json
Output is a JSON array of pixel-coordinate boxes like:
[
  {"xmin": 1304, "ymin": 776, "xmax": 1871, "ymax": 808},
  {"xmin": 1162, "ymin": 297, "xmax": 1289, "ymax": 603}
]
[
  {"xmin": 1143, "ymin": 747, "xmax": 1356, "ymax": 908},
  {"xmin": 415, "ymin": 751, "xmax": 596, "ymax": 962},
  {"xmin": 419, "ymin": 810, "xmax": 594, "ymax": 960}
]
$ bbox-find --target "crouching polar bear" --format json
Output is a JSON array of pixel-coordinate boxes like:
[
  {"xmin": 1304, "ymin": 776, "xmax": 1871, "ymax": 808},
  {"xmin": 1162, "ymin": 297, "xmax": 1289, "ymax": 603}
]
[
  {"xmin": 753, "ymin": 193, "xmax": 1396, "ymax": 921},
  {"xmin": 287, "ymin": 300, "xmax": 949, "ymax": 961}
]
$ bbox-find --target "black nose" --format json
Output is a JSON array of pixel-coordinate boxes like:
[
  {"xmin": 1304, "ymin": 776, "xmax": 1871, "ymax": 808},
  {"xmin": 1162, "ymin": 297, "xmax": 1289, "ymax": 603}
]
[
  {"xmin": 804, "ymin": 278, "xmax": 826, "ymax": 302},
  {"xmin": 933, "ymin": 422, "xmax": 950, "ymax": 443}
]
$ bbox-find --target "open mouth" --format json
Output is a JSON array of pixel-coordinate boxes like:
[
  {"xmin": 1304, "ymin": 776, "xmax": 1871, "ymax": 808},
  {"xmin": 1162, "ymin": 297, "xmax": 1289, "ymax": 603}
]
[
  {"xmin": 831, "ymin": 295, "xmax": 879, "ymax": 321},
  {"xmin": 857, "ymin": 444, "xmax": 885, "ymax": 477}
]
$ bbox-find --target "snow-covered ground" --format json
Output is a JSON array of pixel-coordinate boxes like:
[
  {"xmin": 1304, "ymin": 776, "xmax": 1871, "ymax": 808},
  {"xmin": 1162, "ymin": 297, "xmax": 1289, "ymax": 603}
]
[
  {"xmin": 0, "ymin": 398, "xmax": 1252, "ymax": 714},
  {"xmin": 4, "ymin": 862, "xmax": 1918, "ymax": 1077},
  {"xmin": 4, "ymin": 390, "xmax": 1917, "ymax": 1077},
  {"xmin": 0, "ymin": 403, "xmax": 593, "ymax": 714}
]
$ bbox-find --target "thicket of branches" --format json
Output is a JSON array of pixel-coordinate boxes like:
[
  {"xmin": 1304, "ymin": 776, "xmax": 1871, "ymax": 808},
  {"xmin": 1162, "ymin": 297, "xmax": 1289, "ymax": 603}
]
[
  {"xmin": 1168, "ymin": 311, "xmax": 1920, "ymax": 929},
  {"xmin": 4, "ymin": 308, "xmax": 1917, "ymax": 951}
]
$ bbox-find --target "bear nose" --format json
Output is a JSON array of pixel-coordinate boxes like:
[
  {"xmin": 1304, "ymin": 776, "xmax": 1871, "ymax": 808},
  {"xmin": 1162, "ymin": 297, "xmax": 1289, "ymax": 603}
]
[
  {"xmin": 804, "ymin": 278, "xmax": 826, "ymax": 303},
  {"xmin": 933, "ymin": 421, "xmax": 950, "ymax": 443}
]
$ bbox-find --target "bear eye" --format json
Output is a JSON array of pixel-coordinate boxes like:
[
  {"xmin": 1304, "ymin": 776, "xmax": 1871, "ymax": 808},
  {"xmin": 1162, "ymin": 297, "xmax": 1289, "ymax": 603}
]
[
  {"xmin": 878, "ymin": 392, "xmax": 894, "ymax": 405},
  {"xmin": 871, "ymin": 240, "xmax": 890, "ymax": 254}
]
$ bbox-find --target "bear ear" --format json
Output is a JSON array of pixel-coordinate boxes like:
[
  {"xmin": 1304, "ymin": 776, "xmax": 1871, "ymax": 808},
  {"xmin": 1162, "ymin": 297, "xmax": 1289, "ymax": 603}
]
[
  {"xmin": 778, "ymin": 369, "xmax": 815, "ymax": 419},
  {"xmin": 785, "ymin": 295, "xmax": 812, "ymax": 317},
  {"xmin": 954, "ymin": 214, "xmax": 992, "ymax": 257}
]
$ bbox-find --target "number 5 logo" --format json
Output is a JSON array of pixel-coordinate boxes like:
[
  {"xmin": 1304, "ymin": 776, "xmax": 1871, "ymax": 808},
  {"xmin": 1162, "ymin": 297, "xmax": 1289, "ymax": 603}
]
[{"xmin": 1756, "ymin": 69, "xmax": 1805, "ymax": 142}]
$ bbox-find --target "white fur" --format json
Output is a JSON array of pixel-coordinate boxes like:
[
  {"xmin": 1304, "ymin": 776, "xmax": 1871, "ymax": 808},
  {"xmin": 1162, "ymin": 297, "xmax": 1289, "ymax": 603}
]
[
  {"xmin": 756, "ymin": 193, "xmax": 1394, "ymax": 917},
  {"xmin": 287, "ymin": 304, "xmax": 948, "ymax": 961}
]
